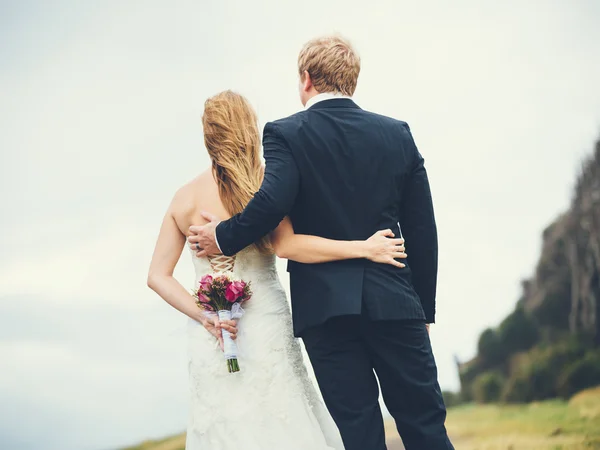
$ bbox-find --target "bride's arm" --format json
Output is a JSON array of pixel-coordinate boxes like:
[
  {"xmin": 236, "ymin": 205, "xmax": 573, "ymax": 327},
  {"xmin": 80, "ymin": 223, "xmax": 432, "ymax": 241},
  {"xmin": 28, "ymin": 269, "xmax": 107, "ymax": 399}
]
[
  {"xmin": 147, "ymin": 204, "xmax": 203, "ymax": 322},
  {"xmin": 270, "ymin": 217, "xmax": 407, "ymax": 267},
  {"xmin": 147, "ymin": 198, "xmax": 236, "ymax": 343}
]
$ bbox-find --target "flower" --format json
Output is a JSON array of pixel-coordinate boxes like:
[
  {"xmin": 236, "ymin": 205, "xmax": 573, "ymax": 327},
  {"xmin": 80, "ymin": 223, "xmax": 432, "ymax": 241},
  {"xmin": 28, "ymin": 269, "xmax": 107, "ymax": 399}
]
[
  {"xmin": 225, "ymin": 280, "xmax": 246, "ymax": 303},
  {"xmin": 216, "ymin": 274, "xmax": 232, "ymax": 287},
  {"xmin": 201, "ymin": 303, "xmax": 215, "ymax": 312},
  {"xmin": 199, "ymin": 274, "xmax": 213, "ymax": 291},
  {"xmin": 197, "ymin": 293, "xmax": 210, "ymax": 303}
]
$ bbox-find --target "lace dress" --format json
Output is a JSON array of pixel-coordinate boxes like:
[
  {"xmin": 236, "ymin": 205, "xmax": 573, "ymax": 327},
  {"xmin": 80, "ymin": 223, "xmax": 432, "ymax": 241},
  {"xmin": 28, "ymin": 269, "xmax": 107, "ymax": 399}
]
[{"xmin": 185, "ymin": 247, "xmax": 344, "ymax": 449}]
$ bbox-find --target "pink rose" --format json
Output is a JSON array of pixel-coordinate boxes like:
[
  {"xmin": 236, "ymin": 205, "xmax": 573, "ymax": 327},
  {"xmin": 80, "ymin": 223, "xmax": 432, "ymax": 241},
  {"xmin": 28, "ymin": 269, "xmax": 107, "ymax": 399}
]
[
  {"xmin": 225, "ymin": 280, "xmax": 246, "ymax": 303},
  {"xmin": 202, "ymin": 303, "xmax": 215, "ymax": 312},
  {"xmin": 199, "ymin": 275, "xmax": 213, "ymax": 291},
  {"xmin": 197, "ymin": 293, "xmax": 210, "ymax": 303}
]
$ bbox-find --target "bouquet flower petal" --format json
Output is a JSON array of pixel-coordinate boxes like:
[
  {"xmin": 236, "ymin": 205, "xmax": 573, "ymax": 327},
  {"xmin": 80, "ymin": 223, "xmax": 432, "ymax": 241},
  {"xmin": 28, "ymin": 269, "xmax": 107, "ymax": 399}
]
[{"xmin": 192, "ymin": 272, "xmax": 252, "ymax": 373}]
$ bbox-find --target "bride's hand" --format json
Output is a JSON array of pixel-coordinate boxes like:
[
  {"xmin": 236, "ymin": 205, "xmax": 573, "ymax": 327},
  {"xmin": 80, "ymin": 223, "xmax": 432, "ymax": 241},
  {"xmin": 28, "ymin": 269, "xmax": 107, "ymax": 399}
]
[
  {"xmin": 220, "ymin": 320, "xmax": 238, "ymax": 340},
  {"xmin": 202, "ymin": 315, "xmax": 238, "ymax": 351},
  {"xmin": 364, "ymin": 230, "xmax": 407, "ymax": 268}
]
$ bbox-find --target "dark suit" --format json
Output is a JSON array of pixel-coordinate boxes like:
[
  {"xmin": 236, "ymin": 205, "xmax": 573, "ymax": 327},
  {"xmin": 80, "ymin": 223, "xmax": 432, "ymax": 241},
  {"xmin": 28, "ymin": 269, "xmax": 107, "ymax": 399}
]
[{"xmin": 216, "ymin": 98, "xmax": 453, "ymax": 450}]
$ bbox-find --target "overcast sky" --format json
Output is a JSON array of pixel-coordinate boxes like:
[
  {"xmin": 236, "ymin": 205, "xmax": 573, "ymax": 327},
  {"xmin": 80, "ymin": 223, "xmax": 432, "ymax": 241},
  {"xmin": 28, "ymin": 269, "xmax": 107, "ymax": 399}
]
[{"xmin": 1, "ymin": 1, "xmax": 599, "ymax": 449}]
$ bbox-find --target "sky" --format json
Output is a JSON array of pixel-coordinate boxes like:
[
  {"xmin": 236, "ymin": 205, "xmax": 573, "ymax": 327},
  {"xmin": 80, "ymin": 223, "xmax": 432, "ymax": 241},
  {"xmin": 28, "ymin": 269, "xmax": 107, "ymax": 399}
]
[{"xmin": 1, "ymin": 0, "xmax": 599, "ymax": 449}]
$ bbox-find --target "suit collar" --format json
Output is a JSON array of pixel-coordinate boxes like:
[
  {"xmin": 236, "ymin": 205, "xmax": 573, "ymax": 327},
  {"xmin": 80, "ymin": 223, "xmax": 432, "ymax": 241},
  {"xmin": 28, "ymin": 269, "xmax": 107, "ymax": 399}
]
[
  {"xmin": 307, "ymin": 98, "xmax": 361, "ymax": 110},
  {"xmin": 305, "ymin": 92, "xmax": 351, "ymax": 109}
]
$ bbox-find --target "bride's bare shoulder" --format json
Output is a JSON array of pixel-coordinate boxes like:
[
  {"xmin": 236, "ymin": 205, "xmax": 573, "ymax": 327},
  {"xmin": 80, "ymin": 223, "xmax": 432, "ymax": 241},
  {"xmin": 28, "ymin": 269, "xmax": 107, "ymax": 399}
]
[
  {"xmin": 173, "ymin": 169, "xmax": 212, "ymax": 197},
  {"xmin": 169, "ymin": 170, "xmax": 212, "ymax": 213},
  {"xmin": 170, "ymin": 169, "xmax": 226, "ymax": 232}
]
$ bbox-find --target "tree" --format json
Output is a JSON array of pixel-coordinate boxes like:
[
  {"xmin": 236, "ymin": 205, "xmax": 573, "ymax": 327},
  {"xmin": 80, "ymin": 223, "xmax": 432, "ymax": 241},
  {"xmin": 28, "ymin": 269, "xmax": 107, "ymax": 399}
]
[
  {"xmin": 478, "ymin": 328, "xmax": 505, "ymax": 368},
  {"xmin": 498, "ymin": 307, "xmax": 539, "ymax": 354}
]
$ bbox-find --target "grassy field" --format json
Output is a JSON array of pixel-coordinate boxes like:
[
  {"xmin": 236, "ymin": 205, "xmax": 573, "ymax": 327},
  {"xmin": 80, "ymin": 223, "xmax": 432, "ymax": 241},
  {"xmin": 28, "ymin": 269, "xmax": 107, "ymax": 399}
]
[
  {"xmin": 445, "ymin": 386, "xmax": 600, "ymax": 449},
  {"xmin": 123, "ymin": 386, "xmax": 600, "ymax": 450},
  {"xmin": 122, "ymin": 434, "xmax": 186, "ymax": 450}
]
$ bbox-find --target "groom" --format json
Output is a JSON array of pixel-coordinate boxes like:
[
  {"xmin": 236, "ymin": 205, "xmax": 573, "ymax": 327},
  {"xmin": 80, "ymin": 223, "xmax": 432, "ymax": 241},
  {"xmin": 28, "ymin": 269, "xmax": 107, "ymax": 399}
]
[{"xmin": 189, "ymin": 35, "xmax": 453, "ymax": 450}]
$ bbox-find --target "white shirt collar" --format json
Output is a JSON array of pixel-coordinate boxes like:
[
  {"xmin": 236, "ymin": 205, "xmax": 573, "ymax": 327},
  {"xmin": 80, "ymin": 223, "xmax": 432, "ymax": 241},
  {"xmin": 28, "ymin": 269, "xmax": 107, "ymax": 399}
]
[{"xmin": 305, "ymin": 92, "xmax": 352, "ymax": 110}]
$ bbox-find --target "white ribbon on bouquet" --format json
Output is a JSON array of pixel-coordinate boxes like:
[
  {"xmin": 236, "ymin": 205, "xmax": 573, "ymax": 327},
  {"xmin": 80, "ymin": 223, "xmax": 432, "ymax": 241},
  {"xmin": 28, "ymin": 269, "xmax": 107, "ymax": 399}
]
[{"xmin": 217, "ymin": 303, "xmax": 245, "ymax": 359}]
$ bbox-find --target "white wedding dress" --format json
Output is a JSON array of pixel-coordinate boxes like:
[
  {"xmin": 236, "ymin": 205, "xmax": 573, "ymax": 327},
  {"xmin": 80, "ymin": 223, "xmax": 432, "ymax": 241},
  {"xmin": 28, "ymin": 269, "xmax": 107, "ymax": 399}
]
[{"xmin": 185, "ymin": 246, "xmax": 344, "ymax": 450}]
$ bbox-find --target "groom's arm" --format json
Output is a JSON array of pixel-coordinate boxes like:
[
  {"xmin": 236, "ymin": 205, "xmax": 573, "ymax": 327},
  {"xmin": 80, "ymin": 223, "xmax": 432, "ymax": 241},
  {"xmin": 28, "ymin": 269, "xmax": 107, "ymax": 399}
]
[
  {"xmin": 216, "ymin": 122, "xmax": 300, "ymax": 256},
  {"xmin": 399, "ymin": 123, "xmax": 438, "ymax": 323}
]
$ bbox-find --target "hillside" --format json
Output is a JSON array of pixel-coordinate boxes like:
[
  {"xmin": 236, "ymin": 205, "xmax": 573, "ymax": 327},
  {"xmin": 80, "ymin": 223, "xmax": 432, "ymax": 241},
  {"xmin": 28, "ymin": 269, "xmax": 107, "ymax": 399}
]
[{"xmin": 456, "ymin": 136, "xmax": 600, "ymax": 404}]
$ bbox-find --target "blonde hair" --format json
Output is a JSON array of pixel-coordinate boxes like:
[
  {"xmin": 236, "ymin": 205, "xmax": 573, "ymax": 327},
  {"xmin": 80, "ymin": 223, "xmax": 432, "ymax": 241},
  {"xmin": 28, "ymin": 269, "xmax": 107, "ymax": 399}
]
[
  {"xmin": 298, "ymin": 35, "xmax": 361, "ymax": 96},
  {"xmin": 202, "ymin": 90, "xmax": 270, "ymax": 253}
]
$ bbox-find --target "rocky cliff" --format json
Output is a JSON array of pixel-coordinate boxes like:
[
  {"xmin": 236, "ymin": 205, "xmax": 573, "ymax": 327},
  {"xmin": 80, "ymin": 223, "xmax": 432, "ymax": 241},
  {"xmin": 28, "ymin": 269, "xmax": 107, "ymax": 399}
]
[{"xmin": 525, "ymin": 137, "xmax": 600, "ymax": 342}]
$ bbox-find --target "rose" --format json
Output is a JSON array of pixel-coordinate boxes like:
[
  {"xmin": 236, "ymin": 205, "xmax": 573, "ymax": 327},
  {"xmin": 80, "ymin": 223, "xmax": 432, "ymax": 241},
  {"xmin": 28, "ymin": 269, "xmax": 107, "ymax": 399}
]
[
  {"xmin": 199, "ymin": 274, "xmax": 213, "ymax": 291},
  {"xmin": 197, "ymin": 293, "xmax": 210, "ymax": 303},
  {"xmin": 240, "ymin": 282, "xmax": 250, "ymax": 301},
  {"xmin": 202, "ymin": 302, "xmax": 215, "ymax": 312},
  {"xmin": 225, "ymin": 280, "xmax": 246, "ymax": 303}
]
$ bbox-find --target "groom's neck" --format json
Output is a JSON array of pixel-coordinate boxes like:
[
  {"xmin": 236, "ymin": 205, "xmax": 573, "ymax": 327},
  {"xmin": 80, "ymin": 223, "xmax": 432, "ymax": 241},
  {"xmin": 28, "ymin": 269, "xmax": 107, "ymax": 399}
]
[{"xmin": 302, "ymin": 88, "xmax": 321, "ymax": 107}]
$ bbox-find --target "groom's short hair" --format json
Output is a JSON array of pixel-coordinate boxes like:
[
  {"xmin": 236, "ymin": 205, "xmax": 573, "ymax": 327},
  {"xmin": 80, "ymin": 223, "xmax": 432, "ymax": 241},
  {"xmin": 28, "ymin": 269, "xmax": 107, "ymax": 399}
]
[{"xmin": 298, "ymin": 35, "xmax": 360, "ymax": 96}]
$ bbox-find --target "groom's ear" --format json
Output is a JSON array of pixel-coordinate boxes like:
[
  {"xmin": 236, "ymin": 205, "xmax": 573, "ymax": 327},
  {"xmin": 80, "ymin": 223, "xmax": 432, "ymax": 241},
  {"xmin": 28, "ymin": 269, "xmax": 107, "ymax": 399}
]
[{"xmin": 301, "ymin": 70, "xmax": 313, "ymax": 92}]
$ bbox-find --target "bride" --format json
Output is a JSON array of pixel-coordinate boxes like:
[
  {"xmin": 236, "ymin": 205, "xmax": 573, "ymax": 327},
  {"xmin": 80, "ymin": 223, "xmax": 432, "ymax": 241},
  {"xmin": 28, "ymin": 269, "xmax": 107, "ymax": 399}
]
[{"xmin": 147, "ymin": 91, "xmax": 406, "ymax": 449}]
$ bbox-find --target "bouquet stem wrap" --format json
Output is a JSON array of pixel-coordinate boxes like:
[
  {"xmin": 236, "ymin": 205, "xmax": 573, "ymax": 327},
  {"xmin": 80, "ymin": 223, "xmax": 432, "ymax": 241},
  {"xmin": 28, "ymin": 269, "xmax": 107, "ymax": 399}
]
[{"xmin": 218, "ymin": 303, "xmax": 244, "ymax": 373}]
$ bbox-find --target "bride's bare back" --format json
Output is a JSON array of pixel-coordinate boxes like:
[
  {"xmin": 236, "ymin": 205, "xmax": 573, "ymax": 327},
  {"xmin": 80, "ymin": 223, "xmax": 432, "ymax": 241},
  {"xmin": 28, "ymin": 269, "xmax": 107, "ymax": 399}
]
[{"xmin": 171, "ymin": 169, "xmax": 232, "ymax": 238}]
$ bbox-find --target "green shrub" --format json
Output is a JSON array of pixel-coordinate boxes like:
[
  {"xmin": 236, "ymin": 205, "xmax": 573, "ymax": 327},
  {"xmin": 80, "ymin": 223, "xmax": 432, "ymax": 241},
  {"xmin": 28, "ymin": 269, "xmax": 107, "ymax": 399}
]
[
  {"xmin": 502, "ymin": 370, "xmax": 534, "ymax": 403},
  {"xmin": 472, "ymin": 371, "xmax": 505, "ymax": 403},
  {"xmin": 458, "ymin": 357, "xmax": 486, "ymax": 401},
  {"xmin": 501, "ymin": 340, "xmax": 588, "ymax": 402},
  {"xmin": 478, "ymin": 328, "xmax": 505, "ymax": 367},
  {"xmin": 498, "ymin": 307, "xmax": 539, "ymax": 353},
  {"xmin": 556, "ymin": 350, "xmax": 600, "ymax": 399}
]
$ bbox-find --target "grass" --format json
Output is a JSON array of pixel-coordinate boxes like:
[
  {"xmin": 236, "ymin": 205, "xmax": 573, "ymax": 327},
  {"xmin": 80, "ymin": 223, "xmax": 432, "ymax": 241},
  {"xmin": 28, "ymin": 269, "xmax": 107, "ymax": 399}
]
[
  {"xmin": 121, "ymin": 434, "xmax": 186, "ymax": 450},
  {"xmin": 121, "ymin": 386, "xmax": 600, "ymax": 450},
  {"xmin": 442, "ymin": 386, "xmax": 600, "ymax": 449}
]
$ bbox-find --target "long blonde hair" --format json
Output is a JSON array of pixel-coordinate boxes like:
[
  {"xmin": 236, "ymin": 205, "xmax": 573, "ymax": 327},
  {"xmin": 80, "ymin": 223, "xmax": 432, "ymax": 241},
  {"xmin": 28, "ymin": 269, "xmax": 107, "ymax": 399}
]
[{"xmin": 202, "ymin": 90, "xmax": 270, "ymax": 253}]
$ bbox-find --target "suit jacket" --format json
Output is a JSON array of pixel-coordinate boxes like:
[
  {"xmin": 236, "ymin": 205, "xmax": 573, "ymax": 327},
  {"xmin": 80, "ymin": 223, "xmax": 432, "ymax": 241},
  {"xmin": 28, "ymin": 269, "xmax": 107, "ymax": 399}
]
[{"xmin": 216, "ymin": 98, "xmax": 438, "ymax": 336}]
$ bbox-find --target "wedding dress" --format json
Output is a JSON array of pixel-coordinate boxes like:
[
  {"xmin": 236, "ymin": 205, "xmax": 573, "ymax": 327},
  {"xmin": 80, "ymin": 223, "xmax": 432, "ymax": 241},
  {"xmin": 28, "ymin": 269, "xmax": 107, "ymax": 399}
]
[{"xmin": 185, "ymin": 246, "xmax": 344, "ymax": 450}]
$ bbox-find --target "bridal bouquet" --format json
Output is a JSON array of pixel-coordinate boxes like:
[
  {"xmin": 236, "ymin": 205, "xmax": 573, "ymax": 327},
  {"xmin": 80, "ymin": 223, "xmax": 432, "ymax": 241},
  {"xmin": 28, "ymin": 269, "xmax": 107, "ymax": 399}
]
[{"xmin": 192, "ymin": 273, "xmax": 252, "ymax": 373}]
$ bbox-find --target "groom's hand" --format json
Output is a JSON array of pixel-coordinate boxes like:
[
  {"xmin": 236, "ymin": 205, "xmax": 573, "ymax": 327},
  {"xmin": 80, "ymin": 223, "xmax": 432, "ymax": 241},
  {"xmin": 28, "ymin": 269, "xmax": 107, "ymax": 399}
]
[{"xmin": 188, "ymin": 212, "xmax": 222, "ymax": 257}]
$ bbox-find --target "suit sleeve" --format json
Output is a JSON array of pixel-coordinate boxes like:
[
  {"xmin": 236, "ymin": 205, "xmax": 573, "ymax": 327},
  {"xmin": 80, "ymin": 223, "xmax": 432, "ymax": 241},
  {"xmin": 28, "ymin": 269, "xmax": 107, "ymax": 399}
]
[
  {"xmin": 215, "ymin": 122, "xmax": 300, "ymax": 256},
  {"xmin": 399, "ymin": 123, "xmax": 438, "ymax": 323}
]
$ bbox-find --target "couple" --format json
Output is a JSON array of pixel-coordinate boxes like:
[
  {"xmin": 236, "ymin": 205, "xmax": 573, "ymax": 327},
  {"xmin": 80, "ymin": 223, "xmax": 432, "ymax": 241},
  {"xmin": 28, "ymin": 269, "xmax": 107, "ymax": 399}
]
[{"xmin": 148, "ymin": 35, "xmax": 453, "ymax": 450}]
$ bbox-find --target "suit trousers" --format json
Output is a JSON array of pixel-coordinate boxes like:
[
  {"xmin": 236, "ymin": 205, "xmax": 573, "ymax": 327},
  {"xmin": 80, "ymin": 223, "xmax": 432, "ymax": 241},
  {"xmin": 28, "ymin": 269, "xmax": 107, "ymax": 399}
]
[{"xmin": 302, "ymin": 315, "xmax": 454, "ymax": 450}]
